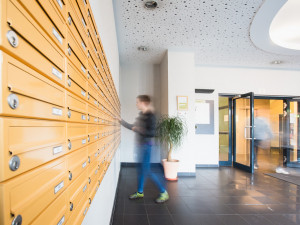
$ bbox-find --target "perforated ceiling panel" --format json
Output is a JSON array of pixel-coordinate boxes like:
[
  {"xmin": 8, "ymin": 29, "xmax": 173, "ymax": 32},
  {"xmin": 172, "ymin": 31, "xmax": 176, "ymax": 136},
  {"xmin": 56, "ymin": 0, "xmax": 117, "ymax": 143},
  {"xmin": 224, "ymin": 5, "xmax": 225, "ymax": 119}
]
[{"xmin": 114, "ymin": 0, "xmax": 300, "ymax": 69}]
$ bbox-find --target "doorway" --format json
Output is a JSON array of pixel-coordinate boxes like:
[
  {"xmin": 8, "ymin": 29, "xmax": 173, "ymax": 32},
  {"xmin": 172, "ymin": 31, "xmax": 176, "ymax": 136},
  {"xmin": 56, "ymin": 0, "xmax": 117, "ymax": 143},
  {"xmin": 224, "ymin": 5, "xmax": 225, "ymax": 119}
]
[{"xmin": 219, "ymin": 94, "xmax": 300, "ymax": 173}]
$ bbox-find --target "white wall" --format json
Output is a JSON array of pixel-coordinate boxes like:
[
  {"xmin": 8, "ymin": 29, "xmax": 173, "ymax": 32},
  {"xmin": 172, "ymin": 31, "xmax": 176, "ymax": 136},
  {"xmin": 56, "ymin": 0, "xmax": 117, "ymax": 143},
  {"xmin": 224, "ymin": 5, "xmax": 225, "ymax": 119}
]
[
  {"xmin": 82, "ymin": 1, "xmax": 120, "ymax": 225},
  {"xmin": 194, "ymin": 66, "xmax": 300, "ymax": 165},
  {"xmin": 195, "ymin": 67, "xmax": 300, "ymax": 96},
  {"xmin": 91, "ymin": 0, "xmax": 120, "ymax": 94},
  {"xmin": 120, "ymin": 63, "xmax": 161, "ymax": 163},
  {"xmin": 160, "ymin": 52, "xmax": 168, "ymax": 116},
  {"xmin": 166, "ymin": 51, "xmax": 196, "ymax": 173}
]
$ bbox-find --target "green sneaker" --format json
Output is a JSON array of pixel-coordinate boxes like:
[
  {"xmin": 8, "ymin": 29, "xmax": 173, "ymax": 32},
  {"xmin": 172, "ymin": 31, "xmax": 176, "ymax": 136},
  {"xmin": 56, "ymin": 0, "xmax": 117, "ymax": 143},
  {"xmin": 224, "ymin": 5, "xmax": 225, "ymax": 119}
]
[
  {"xmin": 129, "ymin": 192, "xmax": 144, "ymax": 200},
  {"xmin": 155, "ymin": 191, "xmax": 169, "ymax": 203}
]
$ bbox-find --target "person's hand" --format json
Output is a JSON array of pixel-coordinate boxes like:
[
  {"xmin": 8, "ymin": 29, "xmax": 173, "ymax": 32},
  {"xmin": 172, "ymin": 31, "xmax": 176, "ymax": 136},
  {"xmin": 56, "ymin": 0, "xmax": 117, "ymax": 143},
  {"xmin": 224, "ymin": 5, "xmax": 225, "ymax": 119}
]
[{"xmin": 132, "ymin": 126, "xmax": 140, "ymax": 132}]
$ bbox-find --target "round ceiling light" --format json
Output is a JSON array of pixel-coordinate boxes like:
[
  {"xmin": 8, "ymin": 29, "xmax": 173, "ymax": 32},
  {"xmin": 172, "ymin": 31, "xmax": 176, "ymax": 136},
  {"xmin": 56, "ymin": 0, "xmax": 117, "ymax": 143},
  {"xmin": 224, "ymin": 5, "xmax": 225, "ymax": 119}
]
[
  {"xmin": 138, "ymin": 46, "xmax": 148, "ymax": 51},
  {"xmin": 145, "ymin": 1, "xmax": 158, "ymax": 9}
]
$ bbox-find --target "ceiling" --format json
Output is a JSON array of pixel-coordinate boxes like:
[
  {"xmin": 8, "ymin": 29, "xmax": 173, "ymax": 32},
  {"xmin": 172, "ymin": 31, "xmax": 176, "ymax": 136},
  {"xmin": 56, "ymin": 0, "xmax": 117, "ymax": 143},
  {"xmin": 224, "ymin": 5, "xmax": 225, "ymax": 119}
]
[{"xmin": 113, "ymin": 0, "xmax": 300, "ymax": 69}]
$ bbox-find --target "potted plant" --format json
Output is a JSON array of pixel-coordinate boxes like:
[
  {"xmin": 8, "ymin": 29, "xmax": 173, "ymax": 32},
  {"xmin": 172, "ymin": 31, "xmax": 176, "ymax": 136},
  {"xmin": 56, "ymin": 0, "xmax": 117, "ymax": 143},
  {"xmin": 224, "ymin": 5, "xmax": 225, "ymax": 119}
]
[{"xmin": 156, "ymin": 115, "xmax": 186, "ymax": 181}]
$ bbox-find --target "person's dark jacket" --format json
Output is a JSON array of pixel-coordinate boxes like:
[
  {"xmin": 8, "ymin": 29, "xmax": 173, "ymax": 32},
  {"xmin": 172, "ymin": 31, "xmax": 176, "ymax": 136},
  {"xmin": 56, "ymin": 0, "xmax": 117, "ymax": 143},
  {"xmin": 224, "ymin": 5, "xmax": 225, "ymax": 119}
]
[{"xmin": 121, "ymin": 111, "xmax": 156, "ymax": 145}]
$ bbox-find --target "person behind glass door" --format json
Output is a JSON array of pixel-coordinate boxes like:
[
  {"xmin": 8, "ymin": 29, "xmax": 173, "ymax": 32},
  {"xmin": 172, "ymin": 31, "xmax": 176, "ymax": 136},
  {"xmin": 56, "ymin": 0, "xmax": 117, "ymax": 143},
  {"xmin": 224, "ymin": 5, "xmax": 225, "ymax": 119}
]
[
  {"xmin": 254, "ymin": 110, "xmax": 273, "ymax": 169},
  {"xmin": 118, "ymin": 95, "xmax": 169, "ymax": 203}
]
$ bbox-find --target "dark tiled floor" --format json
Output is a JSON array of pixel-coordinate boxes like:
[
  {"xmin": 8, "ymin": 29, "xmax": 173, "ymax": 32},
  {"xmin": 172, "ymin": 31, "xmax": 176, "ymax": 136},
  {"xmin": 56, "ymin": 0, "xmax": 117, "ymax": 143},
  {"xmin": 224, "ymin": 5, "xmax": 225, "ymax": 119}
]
[{"xmin": 111, "ymin": 166, "xmax": 300, "ymax": 225}]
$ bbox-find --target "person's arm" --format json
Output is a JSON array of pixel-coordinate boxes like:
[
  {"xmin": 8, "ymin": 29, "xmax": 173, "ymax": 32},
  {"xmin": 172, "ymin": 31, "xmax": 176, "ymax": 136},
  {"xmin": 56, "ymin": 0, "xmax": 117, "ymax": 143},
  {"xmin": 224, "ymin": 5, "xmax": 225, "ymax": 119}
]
[{"xmin": 121, "ymin": 119, "xmax": 134, "ymax": 130}]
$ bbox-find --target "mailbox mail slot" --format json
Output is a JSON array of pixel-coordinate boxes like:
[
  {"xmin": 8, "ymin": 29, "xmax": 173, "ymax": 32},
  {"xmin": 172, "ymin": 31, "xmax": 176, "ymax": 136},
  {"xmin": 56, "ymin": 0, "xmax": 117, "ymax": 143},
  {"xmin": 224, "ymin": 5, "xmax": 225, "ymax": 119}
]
[
  {"xmin": 88, "ymin": 104, "xmax": 98, "ymax": 118},
  {"xmin": 67, "ymin": 0, "xmax": 87, "ymax": 43},
  {"xmin": 67, "ymin": 169, "xmax": 88, "ymax": 214},
  {"xmin": 67, "ymin": 28, "xmax": 87, "ymax": 75},
  {"xmin": 0, "ymin": 157, "xmax": 68, "ymax": 225},
  {"xmin": 75, "ymin": 0, "xmax": 88, "ymax": 29},
  {"xmin": 52, "ymin": 0, "xmax": 67, "ymax": 20},
  {"xmin": 66, "ymin": 91, "xmax": 87, "ymax": 123},
  {"xmin": 0, "ymin": 52, "xmax": 65, "ymax": 121},
  {"xmin": 88, "ymin": 141, "xmax": 98, "ymax": 165},
  {"xmin": 66, "ymin": 60, "xmax": 87, "ymax": 101},
  {"xmin": 5, "ymin": 0, "xmax": 65, "ymax": 72},
  {"xmin": 67, "ymin": 146, "xmax": 88, "ymax": 183},
  {"xmin": 31, "ymin": 190, "xmax": 69, "ymax": 225},
  {"xmin": 18, "ymin": 0, "xmax": 66, "ymax": 51},
  {"xmin": 65, "ymin": 193, "xmax": 88, "ymax": 225},
  {"xmin": 0, "ymin": 117, "xmax": 66, "ymax": 182},
  {"xmin": 66, "ymin": 123, "xmax": 87, "ymax": 152},
  {"xmin": 67, "ymin": 10, "xmax": 87, "ymax": 55}
]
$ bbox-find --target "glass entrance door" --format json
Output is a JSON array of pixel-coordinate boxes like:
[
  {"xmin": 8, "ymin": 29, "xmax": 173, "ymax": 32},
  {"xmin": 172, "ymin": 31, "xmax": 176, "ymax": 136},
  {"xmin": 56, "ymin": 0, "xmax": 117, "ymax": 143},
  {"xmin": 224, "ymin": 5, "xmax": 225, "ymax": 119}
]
[
  {"xmin": 286, "ymin": 100, "xmax": 300, "ymax": 167},
  {"xmin": 233, "ymin": 92, "xmax": 254, "ymax": 173},
  {"xmin": 219, "ymin": 96, "xmax": 232, "ymax": 166}
]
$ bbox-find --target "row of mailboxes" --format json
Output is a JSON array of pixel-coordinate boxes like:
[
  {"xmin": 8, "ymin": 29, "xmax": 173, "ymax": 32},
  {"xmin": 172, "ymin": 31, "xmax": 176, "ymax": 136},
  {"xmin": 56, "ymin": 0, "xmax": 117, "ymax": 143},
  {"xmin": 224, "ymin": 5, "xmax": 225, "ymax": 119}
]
[
  {"xmin": 0, "ymin": 117, "xmax": 120, "ymax": 182},
  {"xmin": 0, "ymin": 0, "xmax": 120, "ymax": 114},
  {"xmin": 0, "ymin": 142, "xmax": 116, "ymax": 225},
  {"xmin": 0, "ymin": 51, "xmax": 119, "ymax": 122},
  {"xmin": 0, "ymin": 0, "xmax": 120, "ymax": 224}
]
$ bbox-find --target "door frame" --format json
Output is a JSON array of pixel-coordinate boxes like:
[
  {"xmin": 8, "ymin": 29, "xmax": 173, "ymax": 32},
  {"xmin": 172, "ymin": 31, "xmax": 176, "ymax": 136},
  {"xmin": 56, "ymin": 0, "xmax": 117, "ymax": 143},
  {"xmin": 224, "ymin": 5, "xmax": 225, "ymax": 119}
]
[
  {"xmin": 232, "ymin": 92, "xmax": 254, "ymax": 173},
  {"xmin": 219, "ymin": 98, "xmax": 233, "ymax": 166},
  {"xmin": 286, "ymin": 99, "xmax": 300, "ymax": 167}
]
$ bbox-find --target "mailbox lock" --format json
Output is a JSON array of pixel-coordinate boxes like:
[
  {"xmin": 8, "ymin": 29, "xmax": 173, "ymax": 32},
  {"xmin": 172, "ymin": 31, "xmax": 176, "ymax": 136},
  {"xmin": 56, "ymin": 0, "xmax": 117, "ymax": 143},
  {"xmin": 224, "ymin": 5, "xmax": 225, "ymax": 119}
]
[
  {"xmin": 68, "ymin": 47, "xmax": 71, "ymax": 56},
  {"xmin": 67, "ymin": 109, "xmax": 71, "ymax": 118},
  {"xmin": 88, "ymin": 177, "xmax": 91, "ymax": 184},
  {"xmin": 68, "ymin": 16, "xmax": 72, "ymax": 25},
  {"xmin": 70, "ymin": 202, "xmax": 73, "ymax": 211},
  {"xmin": 88, "ymin": 135, "xmax": 90, "ymax": 142},
  {"xmin": 7, "ymin": 94, "xmax": 19, "ymax": 109},
  {"xmin": 88, "ymin": 156, "xmax": 90, "ymax": 163},
  {"xmin": 7, "ymin": 30, "xmax": 19, "ymax": 48},
  {"xmin": 69, "ymin": 171, "xmax": 73, "ymax": 181},
  {"xmin": 9, "ymin": 156, "xmax": 20, "ymax": 171},
  {"xmin": 89, "ymin": 198, "xmax": 91, "ymax": 204},
  {"xmin": 11, "ymin": 215, "xmax": 22, "ymax": 225},
  {"xmin": 68, "ymin": 140, "xmax": 72, "ymax": 150},
  {"xmin": 67, "ymin": 78, "xmax": 72, "ymax": 87},
  {"xmin": 87, "ymin": 115, "xmax": 90, "ymax": 121},
  {"xmin": 87, "ymin": 93, "xmax": 90, "ymax": 100}
]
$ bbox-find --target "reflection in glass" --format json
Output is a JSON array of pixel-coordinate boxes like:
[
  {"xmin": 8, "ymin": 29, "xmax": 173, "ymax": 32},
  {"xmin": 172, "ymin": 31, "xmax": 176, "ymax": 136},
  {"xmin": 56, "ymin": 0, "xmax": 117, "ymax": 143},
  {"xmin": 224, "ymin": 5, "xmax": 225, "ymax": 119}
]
[
  {"xmin": 219, "ymin": 97, "xmax": 229, "ymax": 161},
  {"xmin": 235, "ymin": 98, "xmax": 251, "ymax": 166},
  {"xmin": 289, "ymin": 101, "xmax": 299, "ymax": 163}
]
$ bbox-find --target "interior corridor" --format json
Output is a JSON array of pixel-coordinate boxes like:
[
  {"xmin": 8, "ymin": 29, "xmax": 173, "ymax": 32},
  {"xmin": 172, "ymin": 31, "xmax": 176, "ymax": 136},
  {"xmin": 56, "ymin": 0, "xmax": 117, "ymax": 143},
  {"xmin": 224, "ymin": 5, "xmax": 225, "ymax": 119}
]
[{"xmin": 112, "ymin": 166, "xmax": 300, "ymax": 225}]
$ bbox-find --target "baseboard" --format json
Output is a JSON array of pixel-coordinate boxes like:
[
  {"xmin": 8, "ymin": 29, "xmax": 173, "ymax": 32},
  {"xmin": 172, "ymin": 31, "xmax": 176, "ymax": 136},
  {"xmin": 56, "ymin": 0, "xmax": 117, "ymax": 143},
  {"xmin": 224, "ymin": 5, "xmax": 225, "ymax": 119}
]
[
  {"xmin": 196, "ymin": 164, "xmax": 219, "ymax": 168},
  {"xmin": 121, "ymin": 162, "xmax": 163, "ymax": 168},
  {"xmin": 177, "ymin": 172, "xmax": 196, "ymax": 177},
  {"xmin": 109, "ymin": 164, "xmax": 121, "ymax": 225}
]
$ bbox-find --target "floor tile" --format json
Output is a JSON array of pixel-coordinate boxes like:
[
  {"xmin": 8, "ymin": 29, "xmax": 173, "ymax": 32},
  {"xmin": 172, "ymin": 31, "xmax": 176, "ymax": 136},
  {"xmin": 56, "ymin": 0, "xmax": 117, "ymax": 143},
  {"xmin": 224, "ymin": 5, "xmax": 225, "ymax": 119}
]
[
  {"xmin": 145, "ymin": 204, "xmax": 170, "ymax": 215},
  {"xmin": 217, "ymin": 215, "xmax": 248, "ymax": 225},
  {"xmin": 123, "ymin": 215, "xmax": 149, "ymax": 225},
  {"xmin": 113, "ymin": 166, "xmax": 300, "ymax": 225},
  {"xmin": 148, "ymin": 215, "xmax": 174, "ymax": 225},
  {"xmin": 124, "ymin": 204, "xmax": 147, "ymax": 214}
]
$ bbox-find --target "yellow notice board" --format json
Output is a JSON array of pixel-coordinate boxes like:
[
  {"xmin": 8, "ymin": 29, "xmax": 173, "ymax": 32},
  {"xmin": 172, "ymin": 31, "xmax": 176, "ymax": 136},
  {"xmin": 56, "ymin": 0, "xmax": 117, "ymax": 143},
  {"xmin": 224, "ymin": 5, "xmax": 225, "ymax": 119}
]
[{"xmin": 177, "ymin": 96, "xmax": 188, "ymax": 110}]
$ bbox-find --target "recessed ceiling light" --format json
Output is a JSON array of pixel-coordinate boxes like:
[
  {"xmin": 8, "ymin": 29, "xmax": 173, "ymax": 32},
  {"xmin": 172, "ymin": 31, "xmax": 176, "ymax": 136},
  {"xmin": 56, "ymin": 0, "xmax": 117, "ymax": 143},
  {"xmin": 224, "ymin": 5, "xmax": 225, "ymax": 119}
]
[
  {"xmin": 145, "ymin": 1, "xmax": 158, "ymax": 9},
  {"xmin": 271, "ymin": 60, "xmax": 283, "ymax": 64},
  {"xmin": 138, "ymin": 46, "xmax": 148, "ymax": 51}
]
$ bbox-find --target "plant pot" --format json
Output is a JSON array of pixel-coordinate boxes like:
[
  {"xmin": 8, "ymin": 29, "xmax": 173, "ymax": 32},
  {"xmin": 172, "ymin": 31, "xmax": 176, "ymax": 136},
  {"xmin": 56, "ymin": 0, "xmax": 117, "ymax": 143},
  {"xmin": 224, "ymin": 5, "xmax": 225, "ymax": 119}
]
[{"xmin": 162, "ymin": 159, "xmax": 179, "ymax": 181}]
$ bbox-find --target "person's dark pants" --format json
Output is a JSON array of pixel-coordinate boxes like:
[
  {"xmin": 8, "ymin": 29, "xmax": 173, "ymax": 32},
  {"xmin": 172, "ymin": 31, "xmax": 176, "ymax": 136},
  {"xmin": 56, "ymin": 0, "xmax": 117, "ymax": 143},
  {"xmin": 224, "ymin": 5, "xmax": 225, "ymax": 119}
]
[{"xmin": 137, "ymin": 143, "xmax": 166, "ymax": 193}]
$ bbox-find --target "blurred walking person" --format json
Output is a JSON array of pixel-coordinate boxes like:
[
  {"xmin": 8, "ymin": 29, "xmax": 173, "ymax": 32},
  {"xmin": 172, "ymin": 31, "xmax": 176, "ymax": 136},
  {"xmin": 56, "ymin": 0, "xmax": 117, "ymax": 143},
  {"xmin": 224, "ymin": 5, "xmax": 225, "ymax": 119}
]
[{"xmin": 119, "ymin": 95, "xmax": 169, "ymax": 203}]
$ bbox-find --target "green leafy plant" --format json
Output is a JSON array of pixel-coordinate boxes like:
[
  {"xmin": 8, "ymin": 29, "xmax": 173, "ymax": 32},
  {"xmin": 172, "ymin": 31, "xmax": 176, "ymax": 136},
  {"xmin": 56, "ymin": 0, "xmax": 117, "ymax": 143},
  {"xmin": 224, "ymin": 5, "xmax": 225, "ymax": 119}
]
[{"xmin": 156, "ymin": 115, "xmax": 186, "ymax": 162}]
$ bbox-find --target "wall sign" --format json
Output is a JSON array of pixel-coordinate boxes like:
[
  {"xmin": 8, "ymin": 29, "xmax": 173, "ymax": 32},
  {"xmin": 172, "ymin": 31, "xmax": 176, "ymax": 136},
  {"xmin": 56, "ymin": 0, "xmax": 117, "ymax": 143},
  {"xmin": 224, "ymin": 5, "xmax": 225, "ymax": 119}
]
[
  {"xmin": 195, "ymin": 100, "xmax": 214, "ymax": 134},
  {"xmin": 177, "ymin": 96, "xmax": 188, "ymax": 111}
]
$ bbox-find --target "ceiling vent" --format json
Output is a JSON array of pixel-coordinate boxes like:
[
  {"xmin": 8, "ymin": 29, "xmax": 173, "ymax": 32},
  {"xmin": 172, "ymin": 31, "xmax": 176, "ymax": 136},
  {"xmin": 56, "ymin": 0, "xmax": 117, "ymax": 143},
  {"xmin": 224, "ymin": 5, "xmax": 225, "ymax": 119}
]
[{"xmin": 145, "ymin": 1, "xmax": 158, "ymax": 9}]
